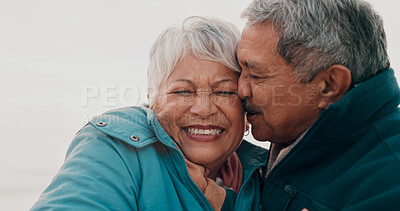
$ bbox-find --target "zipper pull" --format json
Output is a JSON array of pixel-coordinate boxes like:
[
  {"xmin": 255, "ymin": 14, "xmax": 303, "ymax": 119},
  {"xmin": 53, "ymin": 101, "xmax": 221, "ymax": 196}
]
[{"xmin": 283, "ymin": 185, "xmax": 296, "ymax": 211}]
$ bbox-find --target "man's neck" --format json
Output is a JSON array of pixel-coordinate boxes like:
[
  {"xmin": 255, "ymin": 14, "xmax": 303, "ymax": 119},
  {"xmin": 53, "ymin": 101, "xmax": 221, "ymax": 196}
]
[{"xmin": 266, "ymin": 129, "xmax": 309, "ymax": 176}]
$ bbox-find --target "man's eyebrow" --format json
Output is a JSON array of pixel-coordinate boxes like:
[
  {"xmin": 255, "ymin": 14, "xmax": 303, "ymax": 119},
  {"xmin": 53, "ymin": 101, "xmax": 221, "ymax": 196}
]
[
  {"xmin": 243, "ymin": 60, "xmax": 259, "ymax": 70},
  {"xmin": 245, "ymin": 60, "xmax": 274, "ymax": 75}
]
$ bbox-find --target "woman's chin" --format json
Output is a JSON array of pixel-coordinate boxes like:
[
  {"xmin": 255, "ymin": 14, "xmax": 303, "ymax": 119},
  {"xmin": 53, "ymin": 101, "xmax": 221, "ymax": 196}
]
[{"xmin": 185, "ymin": 152, "xmax": 225, "ymax": 171}]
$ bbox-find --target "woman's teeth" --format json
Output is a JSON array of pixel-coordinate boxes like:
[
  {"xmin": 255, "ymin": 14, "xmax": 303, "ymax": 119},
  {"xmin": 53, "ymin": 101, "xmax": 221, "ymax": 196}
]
[{"xmin": 185, "ymin": 128, "xmax": 223, "ymax": 135}]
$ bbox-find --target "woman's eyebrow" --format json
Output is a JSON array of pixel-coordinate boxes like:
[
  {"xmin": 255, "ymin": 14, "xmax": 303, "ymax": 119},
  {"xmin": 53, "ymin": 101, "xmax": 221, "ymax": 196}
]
[
  {"xmin": 171, "ymin": 79, "xmax": 194, "ymax": 85},
  {"xmin": 213, "ymin": 79, "xmax": 237, "ymax": 86}
]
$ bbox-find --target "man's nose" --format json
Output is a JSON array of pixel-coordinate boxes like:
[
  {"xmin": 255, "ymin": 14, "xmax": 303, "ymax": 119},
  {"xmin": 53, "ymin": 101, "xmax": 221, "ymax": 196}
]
[{"xmin": 238, "ymin": 73, "xmax": 252, "ymax": 99}]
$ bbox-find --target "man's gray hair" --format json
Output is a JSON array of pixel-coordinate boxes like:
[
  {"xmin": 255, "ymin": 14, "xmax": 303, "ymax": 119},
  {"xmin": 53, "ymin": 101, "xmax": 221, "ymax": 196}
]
[
  {"xmin": 147, "ymin": 16, "xmax": 241, "ymax": 106},
  {"xmin": 242, "ymin": 0, "xmax": 390, "ymax": 84}
]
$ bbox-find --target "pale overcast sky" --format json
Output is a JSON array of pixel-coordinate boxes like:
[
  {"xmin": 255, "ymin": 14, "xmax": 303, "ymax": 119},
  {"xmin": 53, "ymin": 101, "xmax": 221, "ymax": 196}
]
[{"xmin": 1, "ymin": 0, "xmax": 399, "ymax": 210}]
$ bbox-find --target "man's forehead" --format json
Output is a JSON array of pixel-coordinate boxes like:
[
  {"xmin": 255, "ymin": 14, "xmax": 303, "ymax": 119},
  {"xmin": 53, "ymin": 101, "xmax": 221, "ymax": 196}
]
[
  {"xmin": 237, "ymin": 44, "xmax": 265, "ymax": 67},
  {"xmin": 243, "ymin": 23, "xmax": 278, "ymax": 38},
  {"xmin": 239, "ymin": 26, "xmax": 278, "ymax": 52}
]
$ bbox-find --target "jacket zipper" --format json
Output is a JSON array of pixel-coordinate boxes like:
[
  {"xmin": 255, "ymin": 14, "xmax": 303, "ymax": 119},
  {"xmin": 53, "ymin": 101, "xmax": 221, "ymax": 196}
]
[
  {"xmin": 261, "ymin": 129, "xmax": 311, "ymax": 208},
  {"xmin": 261, "ymin": 143, "xmax": 303, "ymax": 211},
  {"xmin": 283, "ymin": 184, "xmax": 297, "ymax": 211},
  {"xmin": 233, "ymin": 165, "xmax": 262, "ymax": 210},
  {"xmin": 151, "ymin": 121, "xmax": 214, "ymax": 211}
]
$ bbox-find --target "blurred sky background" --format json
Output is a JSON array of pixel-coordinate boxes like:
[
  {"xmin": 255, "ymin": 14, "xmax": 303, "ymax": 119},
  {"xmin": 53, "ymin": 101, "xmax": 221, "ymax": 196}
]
[{"xmin": 1, "ymin": 0, "xmax": 399, "ymax": 210}]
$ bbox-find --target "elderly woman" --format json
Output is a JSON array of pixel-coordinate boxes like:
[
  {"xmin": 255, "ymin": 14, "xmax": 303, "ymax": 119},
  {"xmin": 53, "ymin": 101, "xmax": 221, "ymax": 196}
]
[{"xmin": 32, "ymin": 16, "xmax": 267, "ymax": 211}]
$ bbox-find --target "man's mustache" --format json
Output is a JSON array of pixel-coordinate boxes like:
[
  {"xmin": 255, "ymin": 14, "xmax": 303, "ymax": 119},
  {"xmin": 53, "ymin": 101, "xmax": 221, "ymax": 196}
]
[{"xmin": 242, "ymin": 97, "xmax": 262, "ymax": 114}]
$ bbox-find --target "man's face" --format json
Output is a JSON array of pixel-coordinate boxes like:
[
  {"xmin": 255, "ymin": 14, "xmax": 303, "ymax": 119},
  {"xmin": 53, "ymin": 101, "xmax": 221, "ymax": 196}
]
[{"xmin": 237, "ymin": 23, "xmax": 322, "ymax": 144}]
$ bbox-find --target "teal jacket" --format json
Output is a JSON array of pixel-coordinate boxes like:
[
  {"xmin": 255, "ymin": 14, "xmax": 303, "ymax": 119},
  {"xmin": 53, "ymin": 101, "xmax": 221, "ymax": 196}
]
[
  {"xmin": 31, "ymin": 106, "xmax": 267, "ymax": 211},
  {"xmin": 260, "ymin": 69, "xmax": 400, "ymax": 210}
]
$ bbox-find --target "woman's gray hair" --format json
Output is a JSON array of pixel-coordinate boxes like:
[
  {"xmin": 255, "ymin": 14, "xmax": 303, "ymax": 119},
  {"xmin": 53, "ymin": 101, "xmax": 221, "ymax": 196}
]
[
  {"xmin": 242, "ymin": 0, "xmax": 390, "ymax": 84},
  {"xmin": 147, "ymin": 16, "xmax": 241, "ymax": 106}
]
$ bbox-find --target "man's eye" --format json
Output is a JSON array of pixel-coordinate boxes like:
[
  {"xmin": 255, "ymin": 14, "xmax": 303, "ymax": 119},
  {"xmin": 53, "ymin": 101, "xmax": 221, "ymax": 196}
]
[{"xmin": 250, "ymin": 74, "xmax": 262, "ymax": 79}]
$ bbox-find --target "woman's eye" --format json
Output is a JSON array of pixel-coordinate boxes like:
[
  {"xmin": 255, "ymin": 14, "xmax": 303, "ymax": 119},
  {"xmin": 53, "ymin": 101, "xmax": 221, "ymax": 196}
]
[
  {"xmin": 172, "ymin": 90, "xmax": 193, "ymax": 95},
  {"xmin": 215, "ymin": 91, "xmax": 237, "ymax": 96}
]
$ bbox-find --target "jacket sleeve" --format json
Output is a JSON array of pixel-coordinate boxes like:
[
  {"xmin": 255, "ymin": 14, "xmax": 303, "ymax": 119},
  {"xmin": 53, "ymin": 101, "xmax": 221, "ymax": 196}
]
[{"xmin": 31, "ymin": 125, "xmax": 141, "ymax": 210}]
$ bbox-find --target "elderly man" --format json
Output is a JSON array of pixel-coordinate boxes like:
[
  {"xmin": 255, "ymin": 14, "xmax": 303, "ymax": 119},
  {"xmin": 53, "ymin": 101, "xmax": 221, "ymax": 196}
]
[{"xmin": 238, "ymin": 0, "xmax": 400, "ymax": 210}]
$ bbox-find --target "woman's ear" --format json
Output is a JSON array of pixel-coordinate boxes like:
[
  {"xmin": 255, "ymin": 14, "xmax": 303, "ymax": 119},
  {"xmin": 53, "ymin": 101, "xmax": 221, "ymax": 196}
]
[{"xmin": 316, "ymin": 65, "xmax": 352, "ymax": 109}]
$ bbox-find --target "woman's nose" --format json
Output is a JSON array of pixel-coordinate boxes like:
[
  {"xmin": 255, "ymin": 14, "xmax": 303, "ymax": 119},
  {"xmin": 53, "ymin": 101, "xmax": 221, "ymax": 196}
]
[
  {"xmin": 190, "ymin": 94, "xmax": 218, "ymax": 118},
  {"xmin": 238, "ymin": 73, "xmax": 252, "ymax": 99}
]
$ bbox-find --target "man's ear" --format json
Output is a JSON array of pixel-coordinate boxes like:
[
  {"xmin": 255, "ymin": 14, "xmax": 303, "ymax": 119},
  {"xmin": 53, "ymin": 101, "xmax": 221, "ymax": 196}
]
[{"xmin": 316, "ymin": 65, "xmax": 352, "ymax": 109}]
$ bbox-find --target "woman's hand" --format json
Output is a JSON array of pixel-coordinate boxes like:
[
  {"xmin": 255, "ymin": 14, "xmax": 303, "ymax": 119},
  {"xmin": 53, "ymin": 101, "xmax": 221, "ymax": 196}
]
[{"xmin": 185, "ymin": 158, "xmax": 226, "ymax": 211}]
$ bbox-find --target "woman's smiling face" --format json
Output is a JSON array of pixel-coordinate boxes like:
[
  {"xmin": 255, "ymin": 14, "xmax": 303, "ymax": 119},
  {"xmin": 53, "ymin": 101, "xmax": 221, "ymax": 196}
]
[{"xmin": 152, "ymin": 54, "xmax": 245, "ymax": 174}]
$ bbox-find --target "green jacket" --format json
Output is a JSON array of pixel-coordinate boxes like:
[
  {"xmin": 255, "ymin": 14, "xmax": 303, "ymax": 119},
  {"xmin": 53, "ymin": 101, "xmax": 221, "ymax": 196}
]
[
  {"xmin": 260, "ymin": 69, "xmax": 400, "ymax": 211},
  {"xmin": 31, "ymin": 106, "xmax": 267, "ymax": 211}
]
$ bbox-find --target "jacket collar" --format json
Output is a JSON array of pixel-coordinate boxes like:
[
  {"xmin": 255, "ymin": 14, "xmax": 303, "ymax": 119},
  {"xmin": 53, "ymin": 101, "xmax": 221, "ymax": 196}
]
[
  {"xmin": 143, "ymin": 105, "xmax": 177, "ymax": 149},
  {"xmin": 89, "ymin": 106, "xmax": 160, "ymax": 148},
  {"xmin": 236, "ymin": 140, "xmax": 268, "ymax": 178},
  {"xmin": 307, "ymin": 68, "xmax": 400, "ymax": 142}
]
